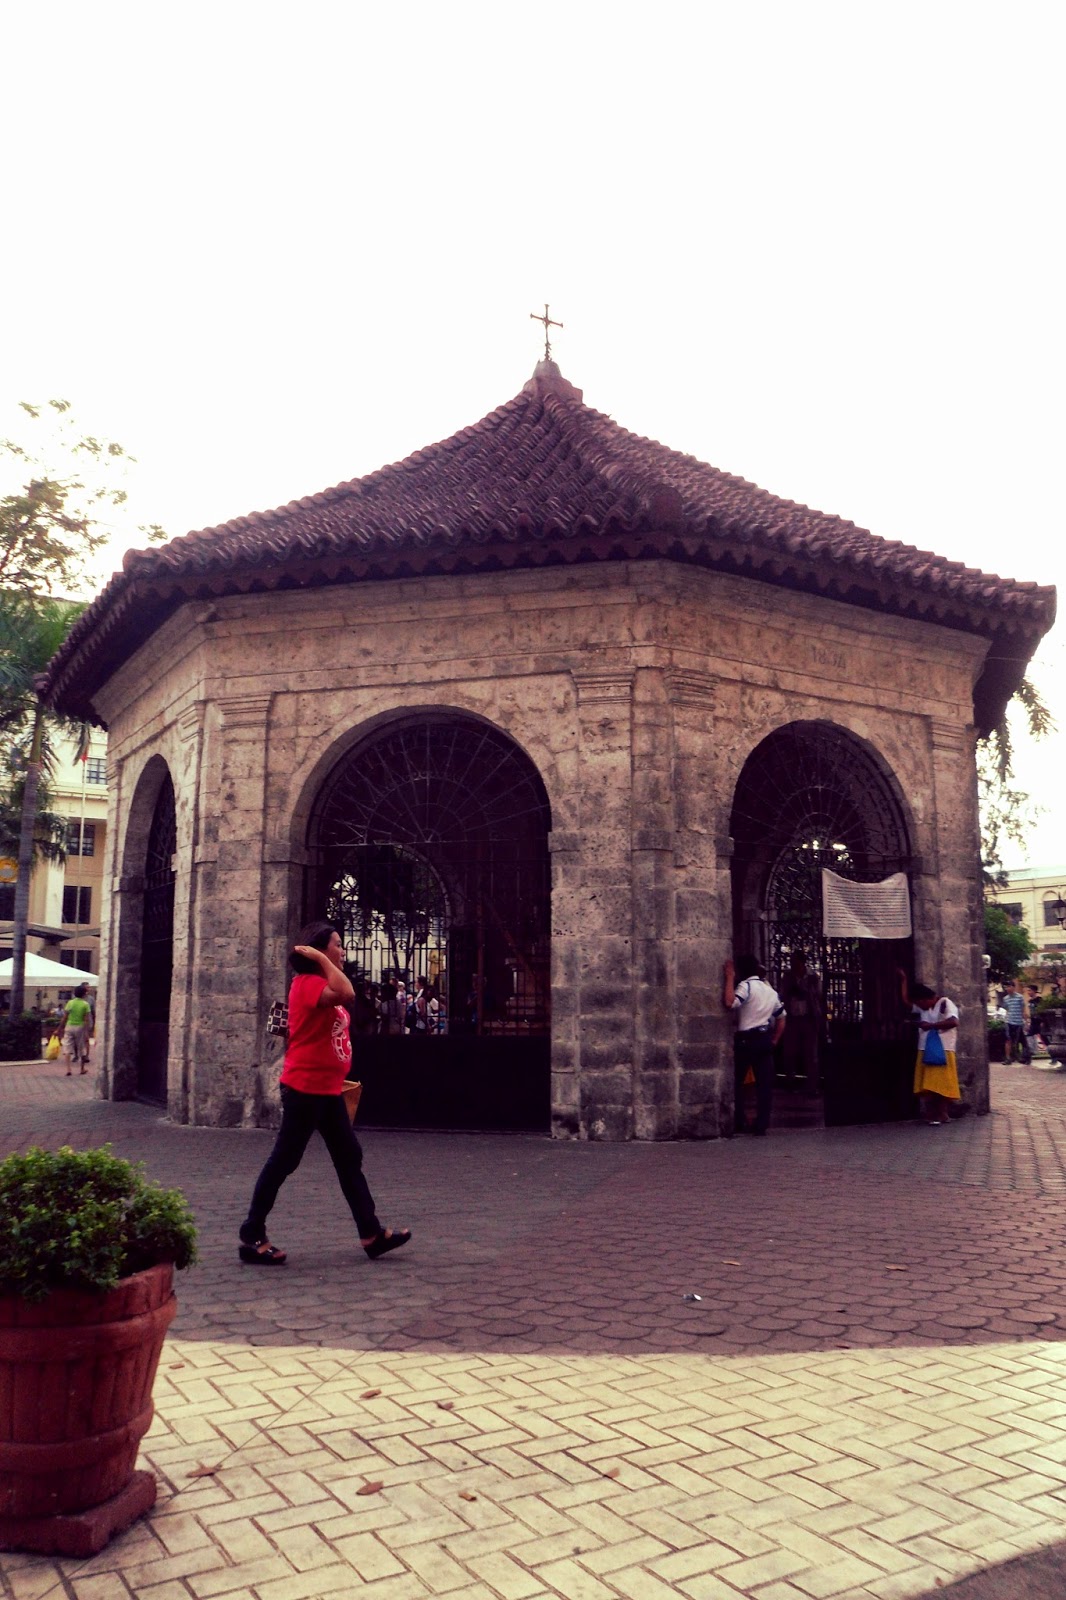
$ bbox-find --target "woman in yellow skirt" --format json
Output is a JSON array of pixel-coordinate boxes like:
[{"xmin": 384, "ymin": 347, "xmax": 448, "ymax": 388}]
[{"xmin": 899, "ymin": 970, "xmax": 960, "ymax": 1124}]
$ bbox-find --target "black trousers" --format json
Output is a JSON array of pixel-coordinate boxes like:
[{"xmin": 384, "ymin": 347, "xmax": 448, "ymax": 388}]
[
  {"xmin": 1006, "ymin": 1024, "xmax": 1031, "ymax": 1064},
  {"xmin": 734, "ymin": 1028, "xmax": 776, "ymax": 1134},
  {"xmin": 242, "ymin": 1084, "xmax": 381, "ymax": 1242}
]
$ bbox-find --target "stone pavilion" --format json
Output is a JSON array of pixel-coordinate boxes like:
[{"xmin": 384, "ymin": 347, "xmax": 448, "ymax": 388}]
[{"xmin": 43, "ymin": 362, "xmax": 1056, "ymax": 1137}]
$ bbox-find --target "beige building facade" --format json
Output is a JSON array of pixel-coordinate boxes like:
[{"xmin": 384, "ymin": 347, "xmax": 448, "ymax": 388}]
[
  {"xmin": 0, "ymin": 728, "xmax": 108, "ymax": 993},
  {"xmin": 43, "ymin": 363, "xmax": 1056, "ymax": 1136},
  {"xmin": 987, "ymin": 866, "xmax": 1066, "ymax": 961}
]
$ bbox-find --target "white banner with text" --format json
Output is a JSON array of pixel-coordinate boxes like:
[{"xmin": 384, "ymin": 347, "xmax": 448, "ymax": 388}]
[{"xmin": 821, "ymin": 870, "xmax": 912, "ymax": 940}]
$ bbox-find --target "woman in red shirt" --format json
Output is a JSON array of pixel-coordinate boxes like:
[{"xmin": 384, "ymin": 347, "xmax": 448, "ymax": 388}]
[{"xmin": 238, "ymin": 922, "xmax": 411, "ymax": 1265}]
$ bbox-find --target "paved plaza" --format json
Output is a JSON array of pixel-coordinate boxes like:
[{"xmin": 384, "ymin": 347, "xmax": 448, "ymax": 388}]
[{"xmin": 4, "ymin": 1061, "xmax": 1066, "ymax": 1600}]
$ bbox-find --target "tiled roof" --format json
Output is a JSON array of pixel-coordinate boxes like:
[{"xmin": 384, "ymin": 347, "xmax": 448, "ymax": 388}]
[{"xmin": 43, "ymin": 361, "xmax": 1056, "ymax": 729}]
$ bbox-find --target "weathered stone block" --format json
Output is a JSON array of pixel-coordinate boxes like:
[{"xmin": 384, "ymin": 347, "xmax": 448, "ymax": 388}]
[
  {"xmin": 634, "ymin": 1102, "xmax": 679, "ymax": 1140},
  {"xmin": 634, "ymin": 1068, "xmax": 676, "ymax": 1105}
]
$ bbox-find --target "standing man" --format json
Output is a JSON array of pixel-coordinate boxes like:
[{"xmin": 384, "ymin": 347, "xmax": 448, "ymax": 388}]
[
  {"xmin": 59, "ymin": 983, "xmax": 94, "ymax": 1076},
  {"xmin": 1026, "ymin": 984, "xmax": 1045, "ymax": 1057},
  {"xmin": 723, "ymin": 956, "xmax": 786, "ymax": 1137},
  {"xmin": 1003, "ymin": 979, "xmax": 1031, "ymax": 1064}
]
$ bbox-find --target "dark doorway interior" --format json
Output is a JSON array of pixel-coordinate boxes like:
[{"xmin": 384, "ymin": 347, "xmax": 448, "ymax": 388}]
[
  {"xmin": 136, "ymin": 774, "xmax": 176, "ymax": 1105},
  {"xmin": 309, "ymin": 718, "xmax": 551, "ymax": 1130},
  {"xmin": 731, "ymin": 722, "xmax": 915, "ymax": 1126}
]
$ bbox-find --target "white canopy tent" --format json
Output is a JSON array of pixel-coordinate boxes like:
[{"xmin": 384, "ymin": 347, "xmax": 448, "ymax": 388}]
[{"xmin": 0, "ymin": 954, "xmax": 99, "ymax": 989}]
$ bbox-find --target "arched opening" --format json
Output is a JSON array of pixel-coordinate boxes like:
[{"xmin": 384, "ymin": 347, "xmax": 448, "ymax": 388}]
[
  {"xmin": 136, "ymin": 772, "xmax": 176, "ymax": 1105},
  {"xmin": 731, "ymin": 721, "xmax": 915, "ymax": 1126},
  {"xmin": 308, "ymin": 715, "xmax": 552, "ymax": 1129}
]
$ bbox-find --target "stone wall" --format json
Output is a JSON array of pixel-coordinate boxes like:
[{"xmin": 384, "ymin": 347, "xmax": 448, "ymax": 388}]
[{"xmin": 92, "ymin": 560, "xmax": 990, "ymax": 1135}]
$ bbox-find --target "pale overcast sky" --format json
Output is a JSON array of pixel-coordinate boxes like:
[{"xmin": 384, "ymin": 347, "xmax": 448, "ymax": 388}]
[{"xmin": 3, "ymin": 1, "xmax": 1062, "ymax": 867}]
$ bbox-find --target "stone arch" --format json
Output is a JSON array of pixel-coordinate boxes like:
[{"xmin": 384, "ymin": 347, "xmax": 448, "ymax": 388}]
[
  {"xmin": 303, "ymin": 709, "xmax": 553, "ymax": 1130},
  {"xmin": 284, "ymin": 699, "xmax": 564, "ymax": 863},
  {"xmin": 729, "ymin": 720, "xmax": 916, "ymax": 1125},
  {"xmin": 110, "ymin": 754, "xmax": 177, "ymax": 1104}
]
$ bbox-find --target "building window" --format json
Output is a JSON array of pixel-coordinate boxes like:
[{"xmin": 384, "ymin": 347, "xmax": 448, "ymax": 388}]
[
  {"xmin": 66, "ymin": 821, "xmax": 96, "ymax": 856},
  {"xmin": 0, "ymin": 884, "xmax": 13, "ymax": 920},
  {"xmin": 999, "ymin": 903, "xmax": 1024, "ymax": 926},
  {"xmin": 62, "ymin": 886, "xmax": 92, "ymax": 925},
  {"xmin": 59, "ymin": 949, "xmax": 93, "ymax": 972},
  {"xmin": 1043, "ymin": 900, "xmax": 1066, "ymax": 929},
  {"xmin": 85, "ymin": 758, "xmax": 107, "ymax": 784}
]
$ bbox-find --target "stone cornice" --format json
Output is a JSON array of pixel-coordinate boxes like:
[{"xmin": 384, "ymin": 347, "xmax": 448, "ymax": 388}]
[
  {"xmin": 177, "ymin": 703, "xmax": 205, "ymax": 743},
  {"xmin": 929, "ymin": 718, "xmax": 970, "ymax": 754},
  {"xmin": 572, "ymin": 670, "xmax": 634, "ymax": 705},
  {"xmin": 218, "ymin": 693, "xmax": 273, "ymax": 731},
  {"xmin": 667, "ymin": 669, "xmax": 717, "ymax": 711}
]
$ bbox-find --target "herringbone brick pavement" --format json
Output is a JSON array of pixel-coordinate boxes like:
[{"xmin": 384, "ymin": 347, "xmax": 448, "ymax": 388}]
[{"xmin": 4, "ymin": 1059, "xmax": 1066, "ymax": 1599}]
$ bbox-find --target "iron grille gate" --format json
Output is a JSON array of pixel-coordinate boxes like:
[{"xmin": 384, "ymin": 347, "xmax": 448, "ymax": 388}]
[
  {"xmin": 137, "ymin": 775, "xmax": 176, "ymax": 1105},
  {"xmin": 310, "ymin": 719, "xmax": 551, "ymax": 1130},
  {"xmin": 731, "ymin": 723, "xmax": 915, "ymax": 1125}
]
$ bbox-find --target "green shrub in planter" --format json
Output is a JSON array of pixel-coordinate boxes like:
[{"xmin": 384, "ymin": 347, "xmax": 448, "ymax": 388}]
[
  {"xmin": 0, "ymin": 1015, "xmax": 42, "ymax": 1062},
  {"xmin": 0, "ymin": 1145, "xmax": 197, "ymax": 1303}
]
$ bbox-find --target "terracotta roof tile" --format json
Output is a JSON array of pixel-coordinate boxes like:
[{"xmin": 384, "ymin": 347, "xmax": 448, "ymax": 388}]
[{"xmin": 43, "ymin": 361, "xmax": 1056, "ymax": 728}]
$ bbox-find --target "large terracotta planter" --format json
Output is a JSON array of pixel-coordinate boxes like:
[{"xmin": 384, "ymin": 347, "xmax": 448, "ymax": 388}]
[{"xmin": 0, "ymin": 1262, "xmax": 176, "ymax": 1550}]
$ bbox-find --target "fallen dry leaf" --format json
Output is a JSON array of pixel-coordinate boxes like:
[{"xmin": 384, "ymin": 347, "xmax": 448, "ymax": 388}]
[
  {"xmin": 602, "ymin": 1466, "xmax": 621, "ymax": 1479},
  {"xmin": 186, "ymin": 1464, "xmax": 222, "ymax": 1478},
  {"xmin": 722, "ymin": 1260, "xmax": 741, "ymax": 1267},
  {"xmin": 436, "ymin": 1400, "xmax": 455, "ymax": 1411},
  {"xmin": 169, "ymin": 1362, "xmax": 185, "ymax": 1370},
  {"xmin": 459, "ymin": 1490, "xmax": 477, "ymax": 1501},
  {"xmin": 361, "ymin": 1388, "xmax": 382, "ymax": 1399},
  {"xmin": 356, "ymin": 1480, "xmax": 384, "ymax": 1496},
  {"xmin": 886, "ymin": 1264, "xmax": 908, "ymax": 1272}
]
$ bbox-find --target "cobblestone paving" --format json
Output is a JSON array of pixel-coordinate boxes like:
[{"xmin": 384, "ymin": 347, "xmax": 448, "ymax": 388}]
[{"xmin": 4, "ymin": 1061, "xmax": 1066, "ymax": 1599}]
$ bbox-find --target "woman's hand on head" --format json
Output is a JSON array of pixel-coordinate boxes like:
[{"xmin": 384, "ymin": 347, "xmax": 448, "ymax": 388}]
[{"xmin": 294, "ymin": 943, "xmax": 326, "ymax": 962}]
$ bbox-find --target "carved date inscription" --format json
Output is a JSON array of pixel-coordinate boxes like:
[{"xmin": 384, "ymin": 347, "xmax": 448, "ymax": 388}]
[{"xmin": 809, "ymin": 643, "xmax": 847, "ymax": 671}]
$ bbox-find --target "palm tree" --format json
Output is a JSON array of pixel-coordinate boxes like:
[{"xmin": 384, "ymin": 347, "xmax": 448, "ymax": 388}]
[{"xmin": 0, "ymin": 597, "xmax": 87, "ymax": 1016}]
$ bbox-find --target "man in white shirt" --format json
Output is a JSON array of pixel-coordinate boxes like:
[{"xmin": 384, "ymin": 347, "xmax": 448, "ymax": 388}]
[{"xmin": 723, "ymin": 956, "xmax": 786, "ymax": 1137}]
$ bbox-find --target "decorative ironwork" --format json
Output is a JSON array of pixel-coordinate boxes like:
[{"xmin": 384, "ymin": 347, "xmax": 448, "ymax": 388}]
[
  {"xmin": 311, "ymin": 719, "xmax": 551, "ymax": 1036},
  {"xmin": 731, "ymin": 723, "xmax": 914, "ymax": 1121},
  {"xmin": 138, "ymin": 774, "xmax": 176, "ymax": 1104}
]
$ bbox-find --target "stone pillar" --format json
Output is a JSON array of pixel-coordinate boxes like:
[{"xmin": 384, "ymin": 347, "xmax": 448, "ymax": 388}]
[
  {"xmin": 549, "ymin": 829, "xmax": 582, "ymax": 1138},
  {"xmin": 569, "ymin": 669, "xmax": 635, "ymax": 1139},
  {"xmin": 167, "ymin": 703, "xmax": 206, "ymax": 1122},
  {"xmin": 670, "ymin": 670, "xmax": 731, "ymax": 1137},
  {"xmin": 187, "ymin": 693, "xmax": 273, "ymax": 1126},
  {"xmin": 255, "ymin": 839, "xmax": 312, "ymax": 1127},
  {"xmin": 631, "ymin": 667, "xmax": 677, "ymax": 1139},
  {"xmin": 106, "ymin": 872, "xmax": 142, "ymax": 1103},
  {"xmin": 927, "ymin": 718, "xmax": 989, "ymax": 1112}
]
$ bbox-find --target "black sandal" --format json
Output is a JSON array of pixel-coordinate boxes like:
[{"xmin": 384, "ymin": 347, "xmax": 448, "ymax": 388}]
[
  {"xmin": 238, "ymin": 1239, "xmax": 287, "ymax": 1265},
  {"xmin": 364, "ymin": 1228, "xmax": 411, "ymax": 1260}
]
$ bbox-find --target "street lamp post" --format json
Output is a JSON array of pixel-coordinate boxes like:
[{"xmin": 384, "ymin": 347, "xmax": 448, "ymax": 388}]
[{"xmin": 1040, "ymin": 889, "xmax": 1066, "ymax": 1069}]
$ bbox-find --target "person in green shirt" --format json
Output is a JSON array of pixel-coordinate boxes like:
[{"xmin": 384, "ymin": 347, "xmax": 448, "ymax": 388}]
[{"xmin": 60, "ymin": 985, "xmax": 94, "ymax": 1075}]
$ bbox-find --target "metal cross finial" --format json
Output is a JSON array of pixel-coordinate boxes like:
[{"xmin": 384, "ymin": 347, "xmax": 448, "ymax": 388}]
[{"xmin": 529, "ymin": 303, "xmax": 563, "ymax": 361}]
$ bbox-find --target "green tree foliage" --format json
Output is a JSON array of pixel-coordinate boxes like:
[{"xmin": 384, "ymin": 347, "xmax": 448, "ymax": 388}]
[
  {"xmin": 0, "ymin": 772, "xmax": 68, "ymax": 866},
  {"xmin": 978, "ymin": 676, "xmax": 1055, "ymax": 885},
  {"xmin": 0, "ymin": 399, "xmax": 164, "ymax": 599},
  {"xmin": 984, "ymin": 903, "xmax": 1035, "ymax": 985},
  {"xmin": 1, "ymin": 401, "xmax": 165, "ymax": 1015},
  {"xmin": 0, "ymin": 598, "xmax": 90, "ymax": 1013}
]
